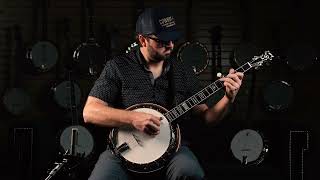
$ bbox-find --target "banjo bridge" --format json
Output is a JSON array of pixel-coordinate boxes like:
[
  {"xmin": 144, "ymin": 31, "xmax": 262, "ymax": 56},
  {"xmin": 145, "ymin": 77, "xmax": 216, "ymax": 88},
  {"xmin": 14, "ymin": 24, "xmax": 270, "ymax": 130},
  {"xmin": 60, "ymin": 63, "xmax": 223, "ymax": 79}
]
[{"xmin": 115, "ymin": 142, "xmax": 130, "ymax": 154}]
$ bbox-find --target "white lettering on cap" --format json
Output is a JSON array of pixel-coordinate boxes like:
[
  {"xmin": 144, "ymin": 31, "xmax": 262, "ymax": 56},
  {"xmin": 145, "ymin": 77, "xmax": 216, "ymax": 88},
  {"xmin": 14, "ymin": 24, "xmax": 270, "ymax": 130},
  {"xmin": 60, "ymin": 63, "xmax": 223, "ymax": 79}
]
[{"xmin": 159, "ymin": 16, "xmax": 176, "ymax": 28}]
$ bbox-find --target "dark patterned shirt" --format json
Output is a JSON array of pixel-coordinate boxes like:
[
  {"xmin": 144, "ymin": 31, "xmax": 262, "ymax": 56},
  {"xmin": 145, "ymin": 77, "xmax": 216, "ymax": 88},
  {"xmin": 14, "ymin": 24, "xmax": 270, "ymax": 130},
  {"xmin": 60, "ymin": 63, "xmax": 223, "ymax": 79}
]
[{"xmin": 89, "ymin": 48, "xmax": 207, "ymax": 143}]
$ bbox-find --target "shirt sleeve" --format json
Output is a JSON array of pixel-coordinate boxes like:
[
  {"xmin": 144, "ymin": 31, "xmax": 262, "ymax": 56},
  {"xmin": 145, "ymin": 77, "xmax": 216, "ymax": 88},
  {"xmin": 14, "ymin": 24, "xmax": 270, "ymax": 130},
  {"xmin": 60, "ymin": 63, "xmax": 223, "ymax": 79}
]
[{"xmin": 88, "ymin": 60, "xmax": 121, "ymax": 106}]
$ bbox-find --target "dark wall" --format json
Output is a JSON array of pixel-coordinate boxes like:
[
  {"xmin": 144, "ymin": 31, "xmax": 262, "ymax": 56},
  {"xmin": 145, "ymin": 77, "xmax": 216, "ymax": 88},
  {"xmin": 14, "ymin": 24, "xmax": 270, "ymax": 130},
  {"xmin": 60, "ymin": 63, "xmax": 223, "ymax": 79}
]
[{"xmin": 0, "ymin": 0, "xmax": 318, "ymax": 180}]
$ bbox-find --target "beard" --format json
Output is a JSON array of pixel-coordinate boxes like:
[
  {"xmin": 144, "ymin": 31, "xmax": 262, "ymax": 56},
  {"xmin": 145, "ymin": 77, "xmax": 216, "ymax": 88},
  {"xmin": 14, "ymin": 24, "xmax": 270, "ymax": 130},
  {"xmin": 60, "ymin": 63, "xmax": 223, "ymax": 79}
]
[{"xmin": 147, "ymin": 46, "xmax": 172, "ymax": 63}]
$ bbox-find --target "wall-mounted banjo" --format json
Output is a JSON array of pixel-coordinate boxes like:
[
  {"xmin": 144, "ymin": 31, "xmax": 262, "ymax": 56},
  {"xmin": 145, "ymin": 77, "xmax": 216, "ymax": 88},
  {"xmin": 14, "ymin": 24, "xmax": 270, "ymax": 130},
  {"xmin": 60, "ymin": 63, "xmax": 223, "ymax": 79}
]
[
  {"xmin": 73, "ymin": 0, "xmax": 106, "ymax": 78},
  {"xmin": 230, "ymin": 129, "xmax": 268, "ymax": 166},
  {"xmin": 59, "ymin": 70, "xmax": 94, "ymax": 159},
  {"xmin": 177, "ymin": 41, "xmax": 209, "ymax": 75},
  {"xmin": 2, "ymin": 25, "xmax": 31, "ymax": 116},
  {"xmin": 26, "ymin": 0, "xmax": 58, "ymax": 73},
  {"xmin": 51, "ymin": 18, "xmax": 82, "ymax": 110},
  {"xmin": 109, "ymin": 51, "xmax": 274, "ymax": 173}
]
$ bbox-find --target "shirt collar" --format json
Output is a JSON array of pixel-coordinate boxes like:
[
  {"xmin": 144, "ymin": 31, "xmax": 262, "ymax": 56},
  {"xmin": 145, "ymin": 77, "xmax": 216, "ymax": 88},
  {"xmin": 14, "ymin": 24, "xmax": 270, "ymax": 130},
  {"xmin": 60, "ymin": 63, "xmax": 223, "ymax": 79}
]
[{"xmin": 135, "ymin": 48, "xmax": 171, "ymax": 75}]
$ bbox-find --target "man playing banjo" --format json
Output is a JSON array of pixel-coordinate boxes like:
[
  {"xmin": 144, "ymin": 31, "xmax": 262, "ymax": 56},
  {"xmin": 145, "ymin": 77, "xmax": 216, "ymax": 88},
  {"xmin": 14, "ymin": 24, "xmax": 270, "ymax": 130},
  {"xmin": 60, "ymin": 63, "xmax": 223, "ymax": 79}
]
[{"xmin": 83, "ymin": 7, "xmax": 244, "ymax": 180}]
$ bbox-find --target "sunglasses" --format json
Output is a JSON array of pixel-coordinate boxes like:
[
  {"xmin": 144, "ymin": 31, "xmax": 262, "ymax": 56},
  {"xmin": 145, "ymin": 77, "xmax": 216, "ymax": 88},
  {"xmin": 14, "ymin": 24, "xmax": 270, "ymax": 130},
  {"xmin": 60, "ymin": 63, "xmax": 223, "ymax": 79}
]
[{"xmin": 145, "ymin": 36, "xmax": 175, "ymax": 47}]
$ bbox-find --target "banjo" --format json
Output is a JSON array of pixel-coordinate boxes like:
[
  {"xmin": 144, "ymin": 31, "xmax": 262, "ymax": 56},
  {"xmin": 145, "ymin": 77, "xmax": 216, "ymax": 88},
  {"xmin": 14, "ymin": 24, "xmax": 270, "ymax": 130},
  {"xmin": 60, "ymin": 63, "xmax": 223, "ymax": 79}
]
[
  {"xmin": 3, "ymin": 25, "xmax": 31, "ymax": 116},
  {"xmin": 73, "ymin": 0, "xmax": 106, "ymax": 78},
  {"xmin": 59, "ymin": 70, "xmax": 94, "ymax": 159},
  {"xmin": 51, "ymin": 18, "xmax": 82, "ymax": 110},
  {"xmin": 230, "ymin": 129, "xmax": 268, "ymax": 166},
  {"xmin": 177, "ymin": 41, "xmax": 209, "ymax": 75},
  {"xmin": 26, "ymin": 0, "xmax": 58, "ymax": 73},
  {"xmin": 109, "ymin": 51, "xmax": 274, "ymax": 173}
]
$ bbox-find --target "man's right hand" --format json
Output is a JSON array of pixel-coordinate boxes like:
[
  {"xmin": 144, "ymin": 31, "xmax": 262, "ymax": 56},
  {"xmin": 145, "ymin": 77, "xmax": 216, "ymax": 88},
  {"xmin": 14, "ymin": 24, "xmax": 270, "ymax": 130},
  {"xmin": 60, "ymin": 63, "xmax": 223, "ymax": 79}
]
[{"xmin": 130, "ymin": 111, "xmax": 161, "ymax": 135}]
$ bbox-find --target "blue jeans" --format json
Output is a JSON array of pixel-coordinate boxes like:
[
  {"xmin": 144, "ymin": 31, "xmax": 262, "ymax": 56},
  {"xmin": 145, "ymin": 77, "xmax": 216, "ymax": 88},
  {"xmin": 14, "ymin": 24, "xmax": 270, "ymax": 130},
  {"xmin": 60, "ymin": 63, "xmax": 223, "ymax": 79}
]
[{"xmin": 88, "ymin": 146, "xmax": 205, "ymax": 180}]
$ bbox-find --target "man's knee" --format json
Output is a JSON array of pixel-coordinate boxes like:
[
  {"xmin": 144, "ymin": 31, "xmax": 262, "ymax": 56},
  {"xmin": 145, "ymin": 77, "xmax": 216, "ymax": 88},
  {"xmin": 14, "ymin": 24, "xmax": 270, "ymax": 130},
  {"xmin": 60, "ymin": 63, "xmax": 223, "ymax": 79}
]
[
  {"xmin": 168, "ymin": 165, "xmax": 205, "ymax": 180},
  {"xmin": 88, "ymin": 149, "xmax": 129, "ymax": 180}
]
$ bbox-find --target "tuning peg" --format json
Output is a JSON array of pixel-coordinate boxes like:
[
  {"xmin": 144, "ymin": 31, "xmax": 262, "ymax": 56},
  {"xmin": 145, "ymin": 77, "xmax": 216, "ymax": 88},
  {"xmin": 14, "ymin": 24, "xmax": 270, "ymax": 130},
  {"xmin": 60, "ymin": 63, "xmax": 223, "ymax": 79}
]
[{"xmin": 131, "ymin": 42, "xmax": 138, "ymax": 47}]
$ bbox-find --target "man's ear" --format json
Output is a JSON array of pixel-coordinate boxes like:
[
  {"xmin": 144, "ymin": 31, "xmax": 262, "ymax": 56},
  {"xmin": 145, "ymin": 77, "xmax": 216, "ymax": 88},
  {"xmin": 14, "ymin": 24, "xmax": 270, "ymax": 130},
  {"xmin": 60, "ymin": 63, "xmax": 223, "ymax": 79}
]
[{"xmin": 138, "ymin": 35, "xmax": 147, "ymax": 47}]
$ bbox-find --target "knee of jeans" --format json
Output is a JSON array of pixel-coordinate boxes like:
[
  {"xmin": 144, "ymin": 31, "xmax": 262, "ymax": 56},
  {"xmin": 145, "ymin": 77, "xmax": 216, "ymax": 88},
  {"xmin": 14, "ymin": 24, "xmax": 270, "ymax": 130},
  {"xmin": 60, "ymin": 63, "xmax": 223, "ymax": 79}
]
[
  {"xmin": 172, "ymin": 168, "xmax": 205, "ymax": 180},
  {"xmin": 88, "ymin": 170, "xmax": 129, "ymax": 180}
]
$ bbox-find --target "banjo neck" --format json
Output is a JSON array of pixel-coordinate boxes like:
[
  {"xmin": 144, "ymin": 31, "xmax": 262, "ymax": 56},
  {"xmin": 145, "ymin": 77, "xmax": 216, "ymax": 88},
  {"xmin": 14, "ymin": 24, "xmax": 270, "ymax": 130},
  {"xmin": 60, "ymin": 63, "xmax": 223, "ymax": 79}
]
[
  {"xmin": 68, "ymin": 70, "xmax": 79, "ymax": 125},
  {"xmin": 164, "ymin": 61, "xmax": 254, "ymax": 123}
]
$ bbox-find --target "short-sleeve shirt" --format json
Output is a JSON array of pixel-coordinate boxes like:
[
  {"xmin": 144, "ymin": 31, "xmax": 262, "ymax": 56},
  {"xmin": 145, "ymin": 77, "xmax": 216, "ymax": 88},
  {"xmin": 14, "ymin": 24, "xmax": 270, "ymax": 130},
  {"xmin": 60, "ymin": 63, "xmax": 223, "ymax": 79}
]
[{"xmin": 89, "ymin": 48, "xmax": 207, "ymax": 143}]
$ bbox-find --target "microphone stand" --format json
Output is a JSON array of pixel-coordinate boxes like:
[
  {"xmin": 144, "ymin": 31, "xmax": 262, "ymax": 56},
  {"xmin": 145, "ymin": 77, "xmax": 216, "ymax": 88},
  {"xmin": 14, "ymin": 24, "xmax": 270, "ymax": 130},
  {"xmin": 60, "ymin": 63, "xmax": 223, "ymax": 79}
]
[
  {"xmin": 44, "ymin": 150, "xmax": 69, "ymax": 180},
  {"xmin": 44, "ymin": 124, "xmax": 80, "ymax": 180}
]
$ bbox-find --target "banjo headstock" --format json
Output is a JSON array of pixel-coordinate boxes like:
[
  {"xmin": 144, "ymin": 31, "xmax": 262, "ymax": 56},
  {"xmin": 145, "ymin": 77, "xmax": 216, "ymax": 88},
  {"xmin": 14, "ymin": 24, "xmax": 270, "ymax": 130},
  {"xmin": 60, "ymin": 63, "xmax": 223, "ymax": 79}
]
[
  {"xmin": 125, "ymin": 42, "xmax": 139, "ymax": 54},
  {"xmin": 249, "ymin": 51, "xmax": 274, "ymax": 70}
]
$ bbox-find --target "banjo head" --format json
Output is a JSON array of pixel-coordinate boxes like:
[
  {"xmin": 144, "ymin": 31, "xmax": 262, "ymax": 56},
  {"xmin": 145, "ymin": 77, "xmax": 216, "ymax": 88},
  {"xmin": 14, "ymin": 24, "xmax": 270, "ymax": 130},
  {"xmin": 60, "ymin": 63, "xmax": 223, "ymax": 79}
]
[
  {"xmin": 51, "ymin": 81, "xmax": 82, "ymax": 109},
  {"xmin": 230, "ymin": 129, "xmax": 268, "ymax": 166},
  {"xmin": 110, "ymin": 103, "xmax": 180, "ymax": 173},
  {"xmin": 2, "ymin": 88, "xmax": 31, "ymax": 116},
  {"xmin": 73, "ymin": 42, "xmax": 106, "ymax": 77},
  {"xmin": 117, "ymin": 108, "xmax": 171, "ymax": 164},
  {"xmin": 177, "ymin": 41, "xmax": 209, "ymax": 75},
  {"xmin": 263, "ymin": 80, "xmax": 294, "ymax": 112},
  {"xmin": 29, "ymin": 41, "xmax": 58, "ymax": 72},
  {"xmin": 59, "ymin": 125, "xmax": 95, "ymax": 158}
]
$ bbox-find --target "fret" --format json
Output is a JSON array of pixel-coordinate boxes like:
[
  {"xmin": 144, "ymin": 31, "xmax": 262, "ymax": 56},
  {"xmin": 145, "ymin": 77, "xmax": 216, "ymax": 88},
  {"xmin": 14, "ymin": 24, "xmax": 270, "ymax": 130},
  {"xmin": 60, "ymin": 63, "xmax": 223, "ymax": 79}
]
[
  {"xmin": 198, "ymin": 91, "xmax": 206, "ymax": 100},
  {"xmin": 167, "ymin": 109, "xmax": 179, "ymax": 123},
  {"xmin": 186, "ymin": 100, "xmax": 192, "ymax": 107},
  {"xmin": 176, "ymin": 108, "xmax": 183, "ymax": 115},
  {"xmin": 190, "ymin": 97, "xmax": 198, "ymax": 104},
  {"xmin": 209, "ymin": 84, "xmax": 217, "ymax": 91},
  {"xmin": 171, "ymin": 111, "xmax": 177, "ymax": 119},
  {"xmin": 195, "ymin": 94, "xmax": 201, "ymax": 102},
  {"xmin": 238, "ymin": 62, "xmax": 251, "ymax": 72},
  {"xmin": 181, "ymin": 102, "xmax": 190, "ymax": 111},
  {"xmin": 178, "ymin": 105, "xmax": 185, "ymax": 112},
  {"xmin": 187, "ymin": 99, "xmax": 194, "ymax": 106},
  {"xmin": 176, "ymin": 106, "xmax": 184, "ymax": 114},
  {"xmin": 236, "ymin": 66, "xmax": 245, "ymax": 73},
  {"xmin": 172, "ymin": 109, "xmax": 179, "ymax": 117},
  {"xmin": 206, "ymin": 86, "xmax": 214, "ymax": 94},
  {"xmin": 214, "ymin": 80, "xmax": 224, "ymax": 89},
  {"xmin": 167, "ymin": 112, "xmax": 175, "ymax": 120},
  {"xmin": 164, "ymin": 113, "xmax": 172, "ymax": 122},
  {"xmin": 203, "ymin": 89, "xmax": 209, "ymax": 97}
]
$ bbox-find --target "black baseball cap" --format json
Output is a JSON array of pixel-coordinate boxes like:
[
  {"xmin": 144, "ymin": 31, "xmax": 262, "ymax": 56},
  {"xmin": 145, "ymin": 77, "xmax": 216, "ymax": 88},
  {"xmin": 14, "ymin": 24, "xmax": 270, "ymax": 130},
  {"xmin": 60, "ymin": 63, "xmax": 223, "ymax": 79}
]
[{"xmin": 136, "ymin": 7, "xmax": 181, "ymax": 41}]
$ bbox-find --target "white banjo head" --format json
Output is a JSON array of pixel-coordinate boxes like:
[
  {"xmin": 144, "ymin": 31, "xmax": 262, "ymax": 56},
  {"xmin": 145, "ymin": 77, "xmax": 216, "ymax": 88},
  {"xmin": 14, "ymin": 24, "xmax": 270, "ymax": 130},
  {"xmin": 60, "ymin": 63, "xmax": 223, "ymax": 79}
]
[
  {"xmin": 60, "ymin": 125, "xmax": 94, "ymax": 158},
  {"xmin": 230, "ymin": 129, "xmax": 268, "ymax": 165},
  {"xmin": 117, "ymin": 107, "xmax": 171, "ymax": 164},
  {"xmin": 30, "ymin": 41, "xmax": 58, "ymax": 72}
]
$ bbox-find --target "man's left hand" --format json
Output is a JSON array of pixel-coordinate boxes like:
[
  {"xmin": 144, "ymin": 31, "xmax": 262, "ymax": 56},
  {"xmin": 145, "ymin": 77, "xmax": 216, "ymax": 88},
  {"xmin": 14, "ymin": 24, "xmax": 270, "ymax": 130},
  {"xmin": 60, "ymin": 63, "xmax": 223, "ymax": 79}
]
[{"xmin": 220, "ymin": 68, "xmax": 244, "ymax": 102}]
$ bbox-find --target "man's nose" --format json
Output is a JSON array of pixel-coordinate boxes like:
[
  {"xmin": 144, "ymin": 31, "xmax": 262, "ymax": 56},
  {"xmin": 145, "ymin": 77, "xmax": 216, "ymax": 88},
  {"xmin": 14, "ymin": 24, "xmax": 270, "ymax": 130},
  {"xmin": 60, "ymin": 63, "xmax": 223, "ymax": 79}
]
[{"xmin": 165, "ymin": 41, "xmax": 174, "ymax": 49}]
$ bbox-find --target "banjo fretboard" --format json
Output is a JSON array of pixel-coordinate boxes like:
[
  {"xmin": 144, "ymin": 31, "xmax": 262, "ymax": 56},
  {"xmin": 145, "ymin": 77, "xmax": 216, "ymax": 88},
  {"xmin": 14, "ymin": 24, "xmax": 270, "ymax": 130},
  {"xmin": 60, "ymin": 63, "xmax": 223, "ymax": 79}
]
[{"xmin": 164, "ymin": 62, "xmax": 253, "ymax": 123}]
